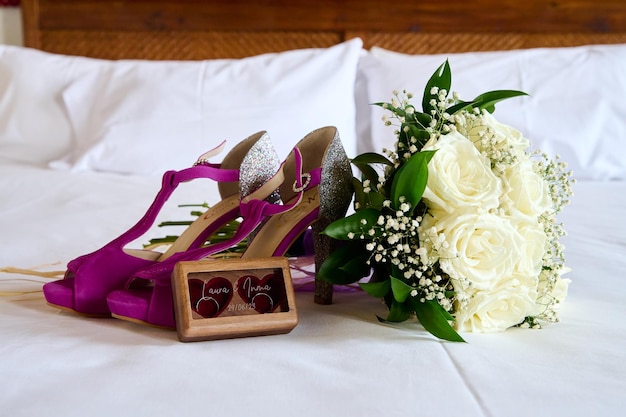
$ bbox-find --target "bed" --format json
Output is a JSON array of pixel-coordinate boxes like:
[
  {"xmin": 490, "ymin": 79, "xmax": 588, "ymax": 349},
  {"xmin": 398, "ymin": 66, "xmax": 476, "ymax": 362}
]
[{"xmin": 2, "ymin": 0, "xmax": 626, "ymax": 415}]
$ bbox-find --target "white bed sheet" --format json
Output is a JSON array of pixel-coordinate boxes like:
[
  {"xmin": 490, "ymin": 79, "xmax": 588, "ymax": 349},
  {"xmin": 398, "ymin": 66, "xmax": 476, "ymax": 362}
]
[{"xmin": 1, "ymin": 160, "xmax": 625, "ymax": 417}]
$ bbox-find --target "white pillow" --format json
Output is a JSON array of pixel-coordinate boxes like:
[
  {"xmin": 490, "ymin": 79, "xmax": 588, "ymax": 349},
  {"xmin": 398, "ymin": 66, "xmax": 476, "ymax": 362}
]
[
  {"xmin": 54, "ymin": 38, "xmax": 363, "ymax": 174},
  {"xmin": 360, "ymin": 44, "xmax": 626, "ymax": 181},
  {"xmin": 0, "ymin": 46, "xmax": 104, "ymax": 165}
]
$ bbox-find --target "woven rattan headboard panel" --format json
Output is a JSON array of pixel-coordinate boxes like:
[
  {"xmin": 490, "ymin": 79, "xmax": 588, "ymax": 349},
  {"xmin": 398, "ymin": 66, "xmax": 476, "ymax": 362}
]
[{"xmin": 21, "ymin": 0, "xmax": 626, "ymax": 60}]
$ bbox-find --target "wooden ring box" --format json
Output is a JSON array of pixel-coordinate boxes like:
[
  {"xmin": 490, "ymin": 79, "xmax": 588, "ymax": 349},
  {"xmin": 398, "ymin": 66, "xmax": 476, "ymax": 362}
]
[{"xmin": 172, "ymin": 257, "xmax": 298, "ymax": 342}]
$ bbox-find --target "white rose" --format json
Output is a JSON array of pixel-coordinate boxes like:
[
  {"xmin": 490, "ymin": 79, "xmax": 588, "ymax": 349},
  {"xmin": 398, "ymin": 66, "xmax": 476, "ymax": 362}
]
[
  {"xmin": 424, "ymin": 209, "xmax": 524, "ymax": 291},
  {"xmin": 501, "ymin": 158, "xmax": 552, "ymax": 219},
  {"xmin": 511, "ymin": 218, "xmax": 547, "ymax": 280},
  {"xmin": 422, "ymin": 130, "xmax": 502, "ymax": 213},
  {"xmin": 454, "ymin": 279, "xmax": 536, "ymax": 332},
  {"xmin": 457, "ymin": 110, "xmax": 530, "ymax": 157}
]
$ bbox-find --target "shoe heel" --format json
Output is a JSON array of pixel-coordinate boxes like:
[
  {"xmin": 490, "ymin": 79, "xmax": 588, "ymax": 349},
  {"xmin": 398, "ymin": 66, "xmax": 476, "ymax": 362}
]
[
  {"xmin": 312, "ymin": 219, "xmax": 335, "ymax": 304},
  {"xmin": 312, "ymin": 127, "xmax": 354, "ymax": 305}
]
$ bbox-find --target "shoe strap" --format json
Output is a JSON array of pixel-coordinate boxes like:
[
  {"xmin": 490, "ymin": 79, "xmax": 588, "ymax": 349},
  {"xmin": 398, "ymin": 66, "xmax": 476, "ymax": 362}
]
[
  {"xmin": 240, "ymin": 146, "xmax": 320, "ymax": 207},
  {"xmin": 107, "ymin": 143, "xmax": 238, "ymax": 249},
  {"xmin": 239, "ymin": 148, "xmax": 306, "ymax": 219},
  {"xmin": 169, "ymin": 141, "xmax": 239, "ymax": 187},
  {"xmin": 132, "ymin": 148, "xmax": 318, "ymax": 283}
]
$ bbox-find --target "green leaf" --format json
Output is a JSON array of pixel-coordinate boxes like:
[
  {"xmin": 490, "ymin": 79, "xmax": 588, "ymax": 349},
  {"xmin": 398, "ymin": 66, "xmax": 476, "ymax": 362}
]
[
  {"xmin": 352, "ymin": 161, "xmax": 380, "ymax": 186},
  {"xmin": 373, "ymin": 102, "xmax": 405, "ymax": 118},
  {"xmin": 422, "ymin": 60, "xmax": 451, "ymax": 115},
  {"xmin": 390, "ymin": 150, "xmax": 436, "ymax": 211},
  {"xmin": 352, "ymin": 152, "xmax": 393, "ymax": 166},
  {"xmin": 380, "ymin": 299, "xmax": 412, "ymax": 323},
  {"xmin": 411, "ymin": 299, "xmax": 465, "ymax": 342},
  {"xmin": 366, "ymin": 191, "xmax": 386, "ymax": 211},
  {"xmin": 339, "ymin": 254, "xmax": 373, "ymax": 280},
  {"xmin": 406, "ymin": 125, "xmax": 432, "ymax": 149},
  {"xmin": 445, "ymin": 100, "xmax": 474, "ymax": 116},
  {"xmin": 158, "ymin": 221, "xmax": 194, "ymax": 227},
  {"xmin": 318, "ymin": 242, "xmax": 371, "ymax": 285},
  {"xmin": 350, "ymin": 172, "xmax": 387, "ymax": 211},
  {"xmin": 446, "ymin": 91, "xmax": 527, "ymax": 116},
  {"xmin": 439, "ymin": 306, "xmax": 454, "ymax": 321},
  {"xmin": 359, "ymin": 279, "xmax": 391, "ymax": 298},
  {"xmin": 407, "ymin": 124, "xmax": 430, "ymax": 140},
  {"xmin": 471, "ymin": 90, "xmax": 528, "ymax": 113},
  {"xmin": 415, "ymin": 112, "xmax": 432, "ymax": 126},
  {"xmin": 321, "ymin": 208, "xmax": 381, "ymax": 240},
  {"xmin": 406, "ymin": 111, "xmax": 432, "ymax": 129},
  {"xmin": 390, "ymin": 276, "xmax": 414, "ymax": 303}
]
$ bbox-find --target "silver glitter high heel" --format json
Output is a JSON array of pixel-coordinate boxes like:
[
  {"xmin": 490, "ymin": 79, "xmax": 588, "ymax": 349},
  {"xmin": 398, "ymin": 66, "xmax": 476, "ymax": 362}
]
[
  {"xmin": 189, "ymin": 126, "xmax": 353, "ymax": 305},
  {"xmin": 191, "ymin": 125, "xmax": 354, "ymax": 305},
  {"xmin": 310, "ymin": 127, "xmax": 354, "ymax": 304},
  {"xmin": 169, "ymin": 125, "xmax": 354, "ymax": 306},
  {"xmin": 267, "ymin": 126, "xmax": 354, "ymax": 305}
]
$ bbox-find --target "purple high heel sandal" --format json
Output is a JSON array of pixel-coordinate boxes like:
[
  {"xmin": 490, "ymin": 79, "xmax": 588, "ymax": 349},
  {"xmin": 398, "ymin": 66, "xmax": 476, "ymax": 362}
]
[
  {"xmin": 43, "ymin": 132, "xmax": 279, "ymax": 316},
  {"xmin": 107, "ymin": 126, "xmax": 354, "ymax": 328}
]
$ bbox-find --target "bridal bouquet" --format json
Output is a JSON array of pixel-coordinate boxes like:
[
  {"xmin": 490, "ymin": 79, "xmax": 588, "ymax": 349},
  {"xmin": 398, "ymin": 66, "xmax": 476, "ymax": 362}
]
[{"xmin": 319, "ymin": 61, "xmax": 574, "ymax": 342}]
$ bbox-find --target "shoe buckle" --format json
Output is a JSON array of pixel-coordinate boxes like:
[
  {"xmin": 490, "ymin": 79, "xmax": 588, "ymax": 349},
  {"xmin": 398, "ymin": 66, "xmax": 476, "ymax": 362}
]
[
  {"xmin": 292, "ymin": 173, "xmax": 311, "ymax": 193},
  {"xmin": 194, "ymin": 158, "xmax": 210, "ymax": 167}
]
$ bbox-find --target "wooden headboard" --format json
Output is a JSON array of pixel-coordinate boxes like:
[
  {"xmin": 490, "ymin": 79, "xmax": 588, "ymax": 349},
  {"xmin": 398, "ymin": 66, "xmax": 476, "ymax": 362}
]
[{"xmin": 21, "ymin": 0, "xmax": 626, "ymax": 60}]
